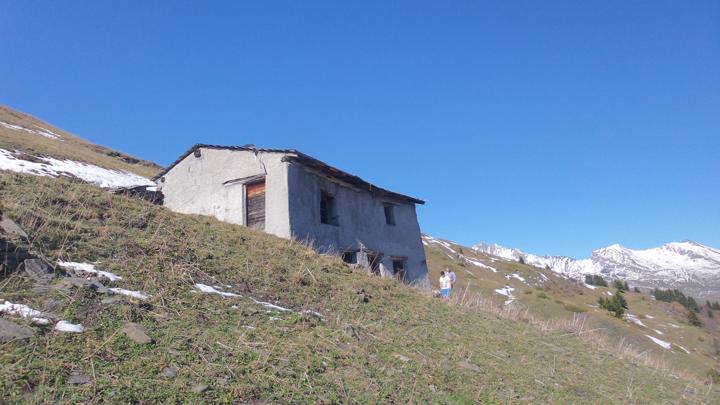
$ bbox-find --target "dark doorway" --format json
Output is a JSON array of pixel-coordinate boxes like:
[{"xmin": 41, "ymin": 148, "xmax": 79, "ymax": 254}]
[
  {"xmin": 367, "ymin": 253, "xmax": 381, "ymax": 276},
  {"xmin": 392, "ymin": 258, "xmax": 407, "ymax": 282}
]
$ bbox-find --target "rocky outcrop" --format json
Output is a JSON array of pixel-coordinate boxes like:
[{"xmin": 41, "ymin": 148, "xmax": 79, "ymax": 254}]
[{"xmin": 111, "ymin": 185, "xmax": 164, "ymax": 205}]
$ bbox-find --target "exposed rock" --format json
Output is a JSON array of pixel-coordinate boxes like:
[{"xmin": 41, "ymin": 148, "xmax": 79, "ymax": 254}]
[
  {"xmin": 22, "ymin": 258, "xmax": 58, "ymax": 283},
  {"xmin": 67, "ymin": 372, "xmax": 91, "ymax": 385},
  {"xmin": 111, "ymin": 185, "xmax": 164, "ymax": 205},
  {"xmin": 53, "ymin": 277, "xmax": 92, "ymax": 290},
  {"xmin": 0, "ymin": 318, "xmax": 35, "ymax": 341},
  {"xmin": 393, "ymin": 353, "xmax": 412, "ymax": 363},
  {"xmin": 191, "ymin": 383, "xmax": 210, "ymax": 394},
  {"xmin": 354, "ymin": 288, "xmax": 371, "ymax": 303},
  {"xmin": 457, "ymin": 360, "xmax": 482, "ymax": 373},
  {"xmin": 160, "ymin": 366, "xmax": 178, "ymax": 378},
  {"xmin": 0, "ymin": 216, "xmax": 28, "ymax": 241},
  {"xmin": 0, "ymin": 236, "xmax": 33, "ymax": 278},
  {"xmin": 343, "ymin": 324, "xmax": 367, "ymax": 342},
  {"xmin": 121, "ymin": 322, "xmax": 152, "ymax": 344},
  {"xmin": 88, "ymin": 281, "xmax": 110, "ymax": 294}
]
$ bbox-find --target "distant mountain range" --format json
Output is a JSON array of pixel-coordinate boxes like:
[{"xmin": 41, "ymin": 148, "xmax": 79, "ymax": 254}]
[{"xmin": 472, "ymin": 240, "xmax": 720, "ymax": 299}]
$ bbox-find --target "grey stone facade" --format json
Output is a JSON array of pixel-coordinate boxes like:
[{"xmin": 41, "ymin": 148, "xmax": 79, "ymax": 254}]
[{"xmin": 156, "ymin": 145, "xmax": 428, "ymax": 285}]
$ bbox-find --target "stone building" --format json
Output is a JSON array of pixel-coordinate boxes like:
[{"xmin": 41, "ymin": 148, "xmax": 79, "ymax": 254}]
[{"xmin": 154, "ymin": 145, "xmax": 428, "ymax": 285}]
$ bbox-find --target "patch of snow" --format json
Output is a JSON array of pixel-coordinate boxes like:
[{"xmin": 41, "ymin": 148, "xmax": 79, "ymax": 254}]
[
  {"xmin": 626, "ymin": 314, "xmax": 646, "ymax": 327},
  {"xmin": 108, "ymin": 288, "xmax": 151, "ymax": 300},
  {"xmin": 538, "ymin": 273, "xmax": 549, "ymax": 282},
  {"xmin": 464, "ymin": 258, "xmax": 497, "ymax": 272},
  {"xmin": 668, "ymin": 323, "xmax": 681, "ymax": 328},
  {"xmin": 676, "ymin": 345, "xmax": 690, "ymax": 354},
  {"xmin": 653, "ymin": 329, "xmax": 664, "ymax": 335},
  {"xmin": 494, "ymin": 286, "xmax": 515, "ymax": 297},
  {"xmin": 301, "ymin": 310, "xmax": 324, "ymax": 318},
  {"xmin": 195, "ymin": 283, "xmax": 241, "ymax": 297},
  {"xmin": 0, "ymin": 301, "xmax": 48, "ymax": 325},
  {"xmin": 583, "ymin": 283, "xmax": 598, "ymax": 290},
  {"xmin": 645, "ymin": 315, "xmax": 654, "ymax": 319},
  {"xmin": 606, "ymin": 291, "xmax": 613, "ymax": 296},
  {"xmin": 58, "ymin": 261, "xmax": 122, "ymax": 281},
  {"xmin": 250, "ymin": 297, "xmax": 291, "ymax": 312},
  {"xmin": 55, "ymin": 320, "xmax": 84, "ymax": 333},
  {"xmin": 645, "ymin": 335, "xmax": 672, "ymax": 350},
  {"xmin": 0, "ymin": 121, "xmax": 62, "ymax": 140},
  {"xmin": 0, "ymin": 148, "xmax": 154, "ymax": 188},
  {"xmin": 495, "ymin": 286, "xmax": 516, "ymax": 305},
  {"xmin": 505, "ymin": 273, "xmax": 526, "ymax": 283}
]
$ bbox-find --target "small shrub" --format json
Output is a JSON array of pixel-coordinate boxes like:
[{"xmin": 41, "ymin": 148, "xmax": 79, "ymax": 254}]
[
  {"xmin": 523, "ymin": 289, "xmax": 533, "ymax": 295},
  {"xmin": 537, "ymin": 292, "xmax": 548, "ymax": 299}
]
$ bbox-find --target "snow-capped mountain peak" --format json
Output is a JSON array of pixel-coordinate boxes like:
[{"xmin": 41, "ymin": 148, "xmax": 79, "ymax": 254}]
[{"xmin": 472, "ymin": 240, "xmax": 720, "ymax": 299}]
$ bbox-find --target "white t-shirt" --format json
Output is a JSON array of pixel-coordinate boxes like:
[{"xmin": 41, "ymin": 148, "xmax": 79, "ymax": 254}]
[{"xmin": 440, "ymin": 275, "xmax": 452, "ymax": 290}]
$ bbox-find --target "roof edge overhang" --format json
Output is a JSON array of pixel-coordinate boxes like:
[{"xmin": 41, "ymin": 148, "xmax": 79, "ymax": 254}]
[{"xmin": 154, "ymin": 144, "xmax": 425, "ymax": 205}]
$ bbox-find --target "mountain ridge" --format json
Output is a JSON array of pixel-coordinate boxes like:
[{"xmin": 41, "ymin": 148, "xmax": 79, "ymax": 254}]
[{"xmin": 473, "ymin": 240, "xmax": 720, "ymax": 299}]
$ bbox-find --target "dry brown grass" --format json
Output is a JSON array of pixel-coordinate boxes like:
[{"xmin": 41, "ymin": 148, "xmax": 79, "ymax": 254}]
[
  {"xmin": 0, "ymin": 105, "xmax": 161, "ymax": 178},
  {"xmin": 446, "ymin": 285, "xmax": 708, "ymax": 387}
]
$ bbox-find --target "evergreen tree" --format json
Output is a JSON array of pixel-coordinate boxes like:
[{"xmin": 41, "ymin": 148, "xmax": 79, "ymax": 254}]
[
  {"xmin": 688, "ymin": 310, "xmax": 702, "ymax": 327},
  {"xmin": 613, "ymin": 279, "xmax": 630, "ymax": 292},
  {"xmin": 598, "ymin": 291, "xmax": 627, "ymax": 318},
  {"xmin": 708, "ymin": 309, "xmax": 714, "ymax": 319},
  {"xmin": 633, "ymin": 286, "xmax": 640, "ymax": 293}
]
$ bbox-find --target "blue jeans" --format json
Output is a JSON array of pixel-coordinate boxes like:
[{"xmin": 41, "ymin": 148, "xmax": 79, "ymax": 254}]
[{"xmin": 441, "ymin": 288, "xmax": 451, "ymax": 298}]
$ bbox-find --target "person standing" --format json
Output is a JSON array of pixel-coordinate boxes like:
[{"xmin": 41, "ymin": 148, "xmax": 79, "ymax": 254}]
[
  {"xmin": 439, "ymin": 271, "xmax": 452, "ymax": 299},
  {"xmin": 447, "ymin": 268, "xmax": 457, "ymax": 289}
]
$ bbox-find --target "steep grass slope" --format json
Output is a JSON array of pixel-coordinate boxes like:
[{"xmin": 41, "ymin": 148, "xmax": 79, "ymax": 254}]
[
  {"xmin": 0, "ymin": 105, "xmax": 160, "ymax": 178},
  {"xmin": 0, "ymin": 172, "xmax": 715, "ymax": 403},
  {"xmin": 423, "ymin": 235, "xmax": 720, "ymax": 383}
]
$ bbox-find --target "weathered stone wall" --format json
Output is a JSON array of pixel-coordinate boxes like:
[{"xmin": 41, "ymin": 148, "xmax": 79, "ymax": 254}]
[
  {"xmin": 157, "ymin": 148, "xmax": 291, "ymax": 238},
  {"xmin": 287, "ymin": 163, "xmax": 428, "ymax": 285}
]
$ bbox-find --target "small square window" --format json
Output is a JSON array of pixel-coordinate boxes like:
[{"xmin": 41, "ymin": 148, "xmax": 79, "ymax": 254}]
[
  {"xmin": 342, "ymin": 251, "xmax": 357, "ymax": 264},
  {"xmin": 384, "ymin": 204, "xmax": 395, "ymax": 225}
]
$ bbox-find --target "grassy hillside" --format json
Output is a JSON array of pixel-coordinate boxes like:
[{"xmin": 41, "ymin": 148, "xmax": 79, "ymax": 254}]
[
  {"xmin": 0, "ymin": 172, "xmax": 716, "ymax": 403},
  {"xmin": 0, "ymin": 105, "xmax": 160, "ymax": 178},
  {"xmin": 423, "ymin": 235, "xmax": 720, "ymax": 384}
]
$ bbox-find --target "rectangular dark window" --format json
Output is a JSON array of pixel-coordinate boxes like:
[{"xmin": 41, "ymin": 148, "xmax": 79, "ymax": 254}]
[
  {"xmin": 342, "ymin": 251, "xmax": 357, "ymax": 264},
  {"xmin": 320, "ymin": 192, "xmax": 337, "ymax": 225},
  {"xmin": 393, "ymin": 258, "xmax": 407, "ymax": 282},
  {"xmin": 384, "ymin": 204, "xmax": 396, "ymax": 225}
]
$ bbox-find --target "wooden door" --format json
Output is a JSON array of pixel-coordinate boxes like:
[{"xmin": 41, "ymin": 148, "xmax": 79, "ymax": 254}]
[{"xmin": 246, "ymin": 181, "xmax": 266, "ymax": 229}]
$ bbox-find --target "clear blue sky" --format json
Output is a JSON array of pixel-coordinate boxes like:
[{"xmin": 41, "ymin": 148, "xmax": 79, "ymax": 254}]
[{"xmin": 1, "ymin": 1, "xmax": 718, "ymax": 258}]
